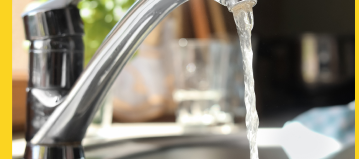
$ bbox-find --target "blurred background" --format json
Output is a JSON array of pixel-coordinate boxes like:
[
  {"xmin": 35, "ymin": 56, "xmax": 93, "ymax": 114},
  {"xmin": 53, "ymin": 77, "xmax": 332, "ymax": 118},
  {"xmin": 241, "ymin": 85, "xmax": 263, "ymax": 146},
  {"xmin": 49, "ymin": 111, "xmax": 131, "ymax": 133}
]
[{"xmin": 12, "ymin": 0, "xmax": 354, "ymax": 138}]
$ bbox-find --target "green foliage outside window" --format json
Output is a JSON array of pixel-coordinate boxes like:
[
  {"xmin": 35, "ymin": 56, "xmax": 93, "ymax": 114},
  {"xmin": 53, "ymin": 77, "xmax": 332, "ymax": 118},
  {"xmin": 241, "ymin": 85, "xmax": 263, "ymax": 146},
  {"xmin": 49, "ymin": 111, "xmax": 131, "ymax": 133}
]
[{"xmin": 78, "ymin": 0, "xmax": 136, "ymax": 65}]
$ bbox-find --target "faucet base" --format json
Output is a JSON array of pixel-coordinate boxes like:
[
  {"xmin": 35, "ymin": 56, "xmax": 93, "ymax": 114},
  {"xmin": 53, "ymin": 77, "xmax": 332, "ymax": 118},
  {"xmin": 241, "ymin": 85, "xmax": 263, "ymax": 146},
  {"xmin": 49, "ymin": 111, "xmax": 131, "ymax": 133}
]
[{"xmin": 24, "ymin": 143, "xmax": 85, "ymax": 159}]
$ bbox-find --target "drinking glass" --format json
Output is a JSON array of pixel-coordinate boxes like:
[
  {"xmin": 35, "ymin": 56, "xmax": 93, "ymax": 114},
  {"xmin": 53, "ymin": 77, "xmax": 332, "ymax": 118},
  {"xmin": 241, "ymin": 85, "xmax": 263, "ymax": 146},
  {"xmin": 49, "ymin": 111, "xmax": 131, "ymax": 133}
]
[{"xmin": 171, "ymin": 39, "xmax": 232, "ymax": 126}]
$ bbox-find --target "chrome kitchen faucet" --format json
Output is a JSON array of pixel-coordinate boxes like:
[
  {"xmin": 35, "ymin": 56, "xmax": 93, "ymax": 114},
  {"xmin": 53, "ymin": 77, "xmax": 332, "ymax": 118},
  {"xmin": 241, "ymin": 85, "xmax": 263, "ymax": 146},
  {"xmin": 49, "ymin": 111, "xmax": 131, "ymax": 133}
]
[{"xmin": 22, "ymin": 0, "xmax": 256, "ymax": 158}]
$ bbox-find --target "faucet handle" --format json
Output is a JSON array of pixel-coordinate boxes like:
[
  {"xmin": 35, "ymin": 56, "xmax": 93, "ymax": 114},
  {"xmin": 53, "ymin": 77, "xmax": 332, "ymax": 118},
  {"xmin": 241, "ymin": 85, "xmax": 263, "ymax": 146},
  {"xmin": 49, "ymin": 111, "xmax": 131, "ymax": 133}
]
[
  {"xmin": 22, "ymin": 0, "xmax": 84, "ymax": 40},
  {"xmin": 23, "ymin": 0, "xmax": 77, "ymax": 16}
]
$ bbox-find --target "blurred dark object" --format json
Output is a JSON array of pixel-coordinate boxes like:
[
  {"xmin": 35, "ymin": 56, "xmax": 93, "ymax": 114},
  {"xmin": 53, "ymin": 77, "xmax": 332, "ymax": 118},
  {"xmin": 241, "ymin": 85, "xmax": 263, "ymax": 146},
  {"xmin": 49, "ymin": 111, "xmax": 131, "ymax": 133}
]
[
  {"xmin": 251, "ymin": 0, "xmax": 354, "ymax": 36},
  {"xmin": 254, "ymin": 35, "xmax": 354, "ymax": 115}
]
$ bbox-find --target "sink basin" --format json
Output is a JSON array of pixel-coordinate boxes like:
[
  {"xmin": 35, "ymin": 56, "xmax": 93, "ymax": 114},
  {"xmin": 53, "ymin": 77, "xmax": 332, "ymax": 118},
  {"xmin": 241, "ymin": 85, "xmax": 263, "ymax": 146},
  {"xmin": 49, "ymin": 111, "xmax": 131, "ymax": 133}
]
[
  {"xmin": 14, "ymin": 115, "xmax": 353, "ymax": 159},
  {"xmin": 84, "ymin": 135, "xmax": 288, "ymax": 159},
  {"xmin": 85, "ymin": 129, "xmax": 288, "ymax": 159},
  {"xmin": 13, "ymin": 123, "xmax": 288, "ymax": 159}
]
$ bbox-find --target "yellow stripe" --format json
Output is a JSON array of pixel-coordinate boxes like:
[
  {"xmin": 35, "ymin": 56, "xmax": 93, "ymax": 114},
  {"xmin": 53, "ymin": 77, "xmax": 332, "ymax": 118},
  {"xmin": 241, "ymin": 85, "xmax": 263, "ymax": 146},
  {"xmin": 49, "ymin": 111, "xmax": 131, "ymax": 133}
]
[
  {"xmin": 355, "ymin": 0, "xmax": 358, "ymax": 158},
  {"xmin": 1, "ymin": 0, "xmax": 12, "ymax": 157}
]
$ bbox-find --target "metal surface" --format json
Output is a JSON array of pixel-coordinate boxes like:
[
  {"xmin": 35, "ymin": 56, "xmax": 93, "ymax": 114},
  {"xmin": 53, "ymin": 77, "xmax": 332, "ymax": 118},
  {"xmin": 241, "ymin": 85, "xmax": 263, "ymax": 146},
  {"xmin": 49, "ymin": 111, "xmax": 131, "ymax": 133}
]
[
  {"xmin": 27, "ymin": 0, "xmax": 189, "ymax": 145},
  {"xmin": 28, "ymin": 37, "xmax": 84, "ymax": 89},
  {"xmin": 23, "ymin": 1, "xmax": 84, "ymax": 148},
  {"xmin": 24, "ymin": 143, "xmax": 84, "ymax": 159},
  {"xmin": 84, "ymin": 134, "xmax": 287, "ymax": 159},
  {"xmin": 23, "ymin": 5, "xmax": 83, "ymax": 40},
  {"xmin": 22, "ymin": 0, "xmax": 257, "ymax": 158},
  {"xmin": 22, "ymin": 1, "xmax": 85, "ymax": 157},
  {"xmin": 16, "ymin": 129, "xmax": 288, "ymax": 159}
]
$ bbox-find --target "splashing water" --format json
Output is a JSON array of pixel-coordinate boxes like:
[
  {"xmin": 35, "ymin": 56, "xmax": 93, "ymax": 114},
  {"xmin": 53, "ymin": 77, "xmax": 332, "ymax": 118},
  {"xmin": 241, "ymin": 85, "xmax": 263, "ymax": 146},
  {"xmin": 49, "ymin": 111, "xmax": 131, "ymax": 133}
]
[{"xmin": 232, "ymin": 2, "xmax": 259, "ymax": 159}]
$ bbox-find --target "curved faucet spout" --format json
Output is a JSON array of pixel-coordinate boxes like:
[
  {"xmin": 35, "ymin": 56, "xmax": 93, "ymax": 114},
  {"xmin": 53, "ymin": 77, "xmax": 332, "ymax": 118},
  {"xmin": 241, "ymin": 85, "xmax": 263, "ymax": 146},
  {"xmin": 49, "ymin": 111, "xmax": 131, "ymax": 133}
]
[
  {"xmin": 22, "ymin": 0, "xmax": 260, "ymax": 158},
  {"xmin": 25, "ymin": 0, "xmax": 258, "ymax": 146},
  {"xmin": 31, "ymin": 0, "xmax": 188, "ymax": 145}
]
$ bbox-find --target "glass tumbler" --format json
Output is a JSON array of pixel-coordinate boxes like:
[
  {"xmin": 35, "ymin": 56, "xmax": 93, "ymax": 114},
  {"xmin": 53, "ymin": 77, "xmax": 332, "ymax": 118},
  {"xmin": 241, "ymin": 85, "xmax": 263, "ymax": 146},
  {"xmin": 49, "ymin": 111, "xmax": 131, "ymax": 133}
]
[{"xmin": 171, "ymin": 39, "xmax": 232, "ymax": 126}]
